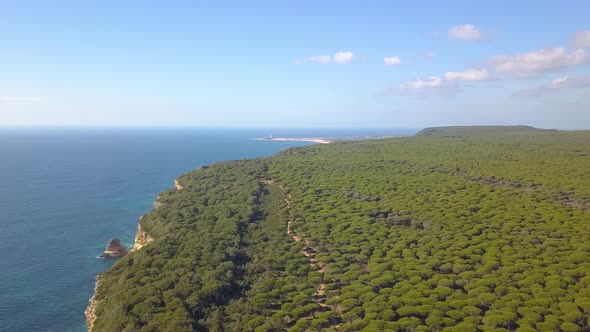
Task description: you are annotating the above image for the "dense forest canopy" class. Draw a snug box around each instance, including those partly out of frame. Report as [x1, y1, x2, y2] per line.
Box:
[91, 127, 590, 331]
[415, 126, 559, 136]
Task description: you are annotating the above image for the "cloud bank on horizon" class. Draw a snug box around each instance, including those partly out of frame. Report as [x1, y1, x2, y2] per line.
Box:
[1, 1, 590, 129]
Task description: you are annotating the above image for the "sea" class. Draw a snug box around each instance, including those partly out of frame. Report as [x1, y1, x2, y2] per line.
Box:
[0, 127, 417, 331]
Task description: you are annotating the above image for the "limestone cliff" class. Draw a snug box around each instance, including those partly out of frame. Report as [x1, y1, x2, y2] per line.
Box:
[153, 195, 161, 209]
[87, 219, 153, 331]
[174, 178, 183, 190]
[85, 275, 102, 332]
[131, 219, 153, 252]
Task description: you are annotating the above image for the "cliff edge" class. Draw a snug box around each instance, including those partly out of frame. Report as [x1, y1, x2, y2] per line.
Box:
[85, 275, 102, 332]
[86, 220, 153, 331]
[131, 220, 154, 252]
[416, 125, 557, 136]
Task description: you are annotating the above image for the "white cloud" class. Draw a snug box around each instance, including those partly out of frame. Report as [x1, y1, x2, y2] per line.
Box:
[308, 55, 331, 64]
[490, 47, 588, 76]
[398, 69, 489, 91]
[299, 51, 355, 65]
[401, 77, 443, 89]
[333, 51, 354, 64]
[384, 56, 401, 66]
[551, 76, 570, 88]
[424, 52, 437, 60]
[0, 96, 45, 103]
[392, 68, 491, 97]
[389, 76, 460, 98]
[573, 31, 590, 48]
[514, 75, 590, 98]
[444, 68, 490, 81]
[551, 75, 590, 89]
[448, 24, 484, 41]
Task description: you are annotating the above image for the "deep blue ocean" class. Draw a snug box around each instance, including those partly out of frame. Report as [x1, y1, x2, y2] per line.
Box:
[0, 127, 416, 331]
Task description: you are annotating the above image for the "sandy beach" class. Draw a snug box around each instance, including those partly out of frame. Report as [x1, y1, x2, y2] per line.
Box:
[256, 137, 334, 144]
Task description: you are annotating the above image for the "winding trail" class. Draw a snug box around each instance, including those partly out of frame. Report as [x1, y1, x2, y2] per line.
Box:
[263, 179, 332, 309]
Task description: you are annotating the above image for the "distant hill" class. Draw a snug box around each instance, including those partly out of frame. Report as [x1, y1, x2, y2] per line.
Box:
[416, 125, 558, 136]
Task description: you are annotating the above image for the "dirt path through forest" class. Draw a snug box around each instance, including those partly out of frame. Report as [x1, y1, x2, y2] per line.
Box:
[263, 179, 332, 309]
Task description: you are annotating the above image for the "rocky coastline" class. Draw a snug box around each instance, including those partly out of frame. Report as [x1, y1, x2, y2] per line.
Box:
[84, 275, 102, 332]
[131, 220, 154, 252]
[153, 195, 161, 209]
[86, 179, 179, 331]
[86, 219, 153, 331]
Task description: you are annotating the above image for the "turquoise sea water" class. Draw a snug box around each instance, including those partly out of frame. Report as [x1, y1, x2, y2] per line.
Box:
[0, 127, 416, 331]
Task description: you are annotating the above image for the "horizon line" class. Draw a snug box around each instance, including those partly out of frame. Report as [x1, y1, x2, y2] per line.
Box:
[0, 124, 588, 131]
[0, 124, 423, 129]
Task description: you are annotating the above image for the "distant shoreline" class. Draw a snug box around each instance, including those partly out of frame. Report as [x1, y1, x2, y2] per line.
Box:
[256, 137, 334, 144]
[256, 135, 408, 144]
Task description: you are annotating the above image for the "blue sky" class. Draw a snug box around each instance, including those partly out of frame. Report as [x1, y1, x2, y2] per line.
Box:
[1, 0, 590, 128]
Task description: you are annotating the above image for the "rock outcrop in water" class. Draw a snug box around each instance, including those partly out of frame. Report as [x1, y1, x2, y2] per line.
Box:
[99, 239, 127, 259]
[87, 222, 153, 331]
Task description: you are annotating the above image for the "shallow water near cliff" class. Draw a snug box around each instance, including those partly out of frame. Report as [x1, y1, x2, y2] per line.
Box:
[0, 127, 415, 331]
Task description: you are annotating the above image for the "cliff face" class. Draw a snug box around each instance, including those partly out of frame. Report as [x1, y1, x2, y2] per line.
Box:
[131, 220, 153, 252]
[174, 179, 183, 190]
[86, 220, 153, 331]
[151, 178, 180, 208]
[85, 275, 102, 332]
[153, 195, 161, 209]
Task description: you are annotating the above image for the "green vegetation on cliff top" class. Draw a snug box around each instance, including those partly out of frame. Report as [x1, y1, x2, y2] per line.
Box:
[416, 125, 558, 136]
[92, 127, 590, 331]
